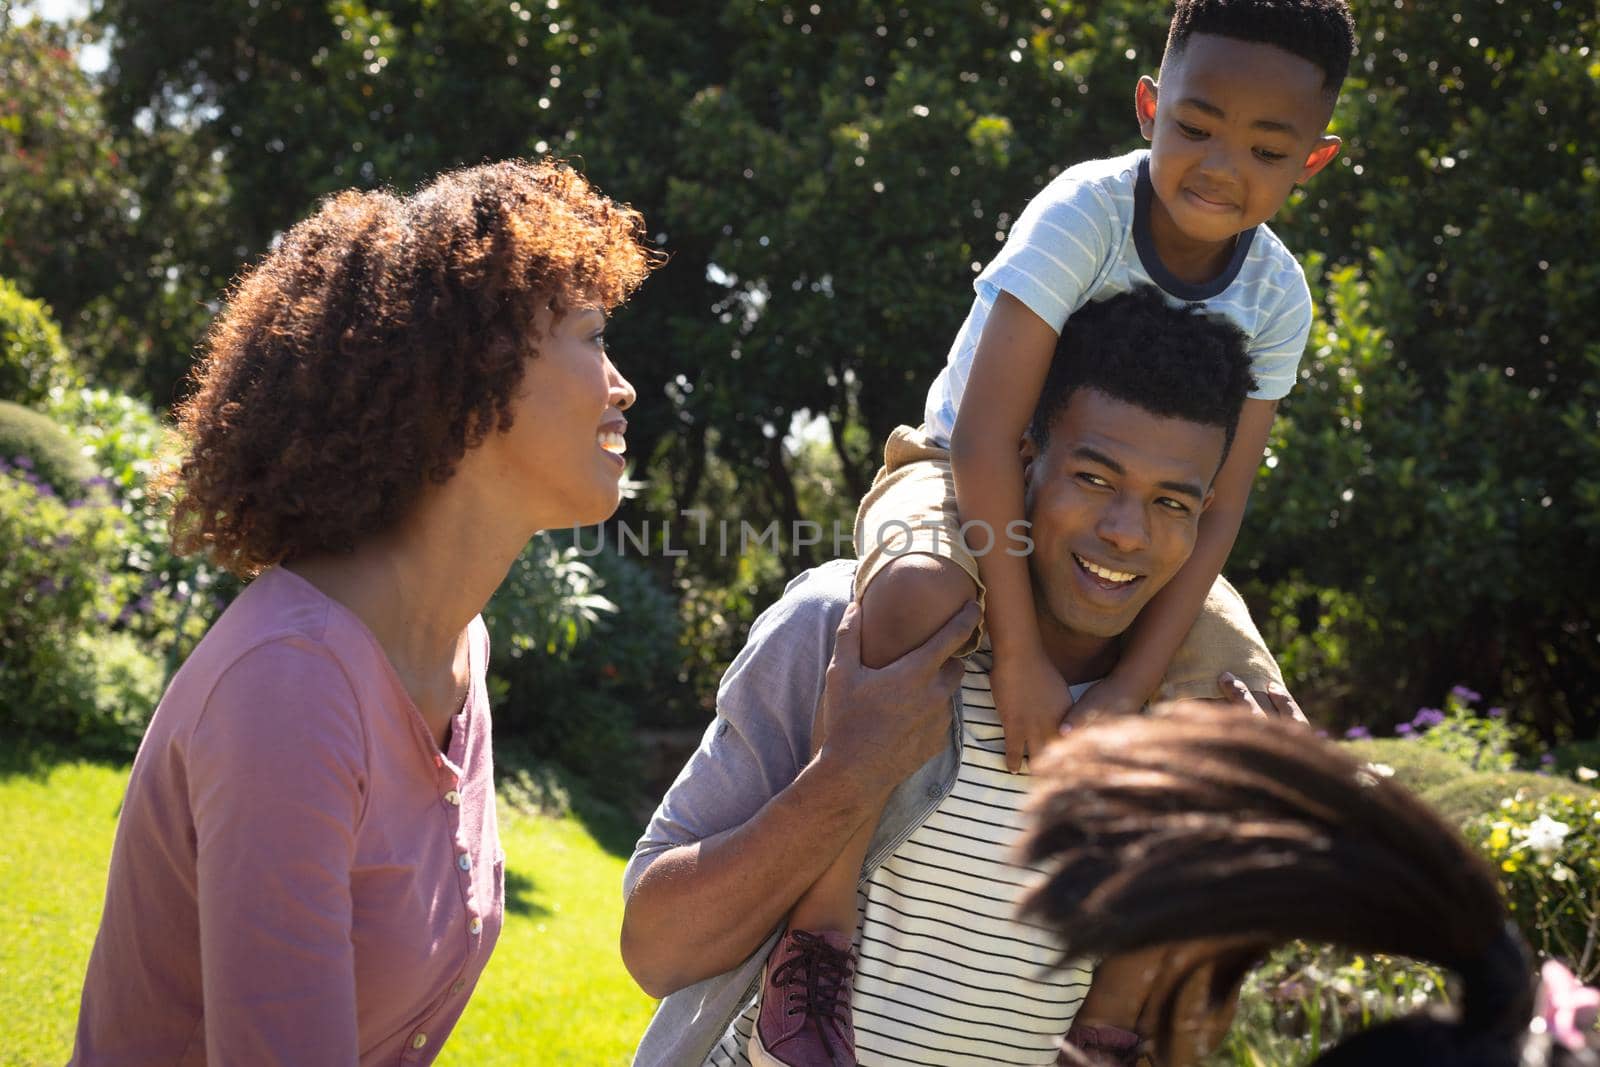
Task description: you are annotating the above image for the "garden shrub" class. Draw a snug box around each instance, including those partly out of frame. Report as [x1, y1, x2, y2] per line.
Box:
[0, 461, 160, 751]
[1340, 738, 1469, 796]
[0, 400, 95, 496]
[1421, 771, 1579, 827]
[1465, 787, 1600, 982]
[0, 276, 82, 406]
[45, 386, 227, 667]
[484, 532, 689, 783]
[1551, 741, 1600, 782]
[44, 631, 167, 756]
[1402, 686, 1539, 774]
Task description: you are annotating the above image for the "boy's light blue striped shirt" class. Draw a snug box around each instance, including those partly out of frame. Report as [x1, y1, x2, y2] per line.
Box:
[924, 148, 1313, 446]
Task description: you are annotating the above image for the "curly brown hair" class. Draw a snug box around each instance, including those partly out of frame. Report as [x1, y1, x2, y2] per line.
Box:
[168, 160, 659, 577]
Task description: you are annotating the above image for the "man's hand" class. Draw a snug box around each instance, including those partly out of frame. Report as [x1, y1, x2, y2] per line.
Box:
[1213, 672, 1308, 723]
[990, 649, 1073, 773]
[813, 599, 980, 796]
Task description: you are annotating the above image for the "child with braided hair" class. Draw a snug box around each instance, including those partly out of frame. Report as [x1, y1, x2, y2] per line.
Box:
[1019, 705, 1600, 1066]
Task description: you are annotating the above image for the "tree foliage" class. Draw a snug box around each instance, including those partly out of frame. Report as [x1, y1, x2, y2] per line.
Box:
[18, 0, 1597, 734]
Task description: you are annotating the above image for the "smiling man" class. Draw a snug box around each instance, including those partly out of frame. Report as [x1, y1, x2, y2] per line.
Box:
[621, 287, 1297, 1067]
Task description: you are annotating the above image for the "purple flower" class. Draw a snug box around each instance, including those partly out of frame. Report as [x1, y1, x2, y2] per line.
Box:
[36, 482, 55, 498]
[1396, 722, 1415, 736]
[133, 595, 154, 616]
[1412, 707, 1446, 729]
[1488, 706, 1506, 719]
[13, 455, 33, 469]
[35, 577, 60, 597]
[1541, 753, 1555, 766]
[67, 498, 87, 509]
[1344, 725, 1372, 740]
[1451, 685, 1482, 704]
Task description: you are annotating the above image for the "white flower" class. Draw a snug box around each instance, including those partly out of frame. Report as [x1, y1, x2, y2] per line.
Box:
[1366, 762, 1396, 778]
[1514, 814, 1571, 862]
[1577, 765, 1598, 782]
[1551, 863, 1572, 883]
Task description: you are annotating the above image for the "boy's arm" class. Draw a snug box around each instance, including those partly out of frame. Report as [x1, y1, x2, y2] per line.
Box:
[1075, 397, 1277, 716]
[949, 291, 1069, 771]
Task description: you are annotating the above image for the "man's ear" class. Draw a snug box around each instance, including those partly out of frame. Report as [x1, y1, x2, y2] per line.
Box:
[1019, 432, 1041, 481]
[1298, 135, 1341, 184]
[1135, 76, 1160, 141]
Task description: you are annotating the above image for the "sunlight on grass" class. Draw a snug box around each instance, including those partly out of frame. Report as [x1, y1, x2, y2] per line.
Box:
[0, 757, 125, 1066]
[0, 757, 655, 1066]
[441, 812, 656, 1064]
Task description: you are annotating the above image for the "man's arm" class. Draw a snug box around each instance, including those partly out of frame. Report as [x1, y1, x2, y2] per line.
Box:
[620, 596, 977, 998]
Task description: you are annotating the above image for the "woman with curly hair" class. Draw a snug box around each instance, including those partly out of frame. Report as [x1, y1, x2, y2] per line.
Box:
[1019, 705, 1599, 1066]
[71, 159, 658, 1065]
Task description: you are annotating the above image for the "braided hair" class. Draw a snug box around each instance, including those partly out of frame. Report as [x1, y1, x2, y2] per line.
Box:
[1019, 706, 1596, 1065]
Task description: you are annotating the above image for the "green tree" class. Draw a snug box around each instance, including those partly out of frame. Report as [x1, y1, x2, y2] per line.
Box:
[0, 10, 228, 403]
[83, 0, 1600, 734]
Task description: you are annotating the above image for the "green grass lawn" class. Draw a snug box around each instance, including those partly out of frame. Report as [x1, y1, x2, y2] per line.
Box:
[0, 752, 656, 1067]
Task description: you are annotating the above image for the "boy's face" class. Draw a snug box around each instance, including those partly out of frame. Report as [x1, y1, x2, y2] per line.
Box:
[1137, 34, 1341, 247]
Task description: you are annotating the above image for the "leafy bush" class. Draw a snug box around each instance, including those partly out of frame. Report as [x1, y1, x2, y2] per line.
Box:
[1237, 0, 1600, 734]
[484, 532, 689, 782]
[0, 400, 94, 496]
[1465, 788, 1600, 982]
[1402, 686, 1539, 774]
[0, 464, 162, 751]
[1422, 771, 1580, 827]
[46, 385, 231, 667]
[0, 276, 82, 406]
[1552, 742, 1600, 782]
[1220, 945, 1449, 1065]
[1339, 738, 1468, 796]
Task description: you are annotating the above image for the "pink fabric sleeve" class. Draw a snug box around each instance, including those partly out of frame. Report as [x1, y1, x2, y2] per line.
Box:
[188, 638, 368, 1066]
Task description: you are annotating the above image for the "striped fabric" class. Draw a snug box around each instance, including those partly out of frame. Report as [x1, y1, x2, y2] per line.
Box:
[704, 658, 1094, 1066]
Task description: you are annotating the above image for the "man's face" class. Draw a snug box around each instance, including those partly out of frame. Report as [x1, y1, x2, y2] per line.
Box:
[1022, 389, 1225, 641]
[1138, 33, 1340, 247]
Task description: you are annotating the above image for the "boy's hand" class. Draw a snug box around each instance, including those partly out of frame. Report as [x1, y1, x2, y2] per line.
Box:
[990, 651, 1073, 773]
[1063, 677, 1145, 728]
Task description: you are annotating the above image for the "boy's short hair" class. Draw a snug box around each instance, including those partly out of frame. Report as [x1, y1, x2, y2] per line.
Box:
[1165, 0, 1356, 95]
[1028, 286, 1257, 466]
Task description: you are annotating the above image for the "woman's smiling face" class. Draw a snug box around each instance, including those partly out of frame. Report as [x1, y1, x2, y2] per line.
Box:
[481, 301, 636, 531]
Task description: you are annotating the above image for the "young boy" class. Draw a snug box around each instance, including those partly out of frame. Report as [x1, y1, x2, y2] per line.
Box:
[752, 2, 1356, 1064]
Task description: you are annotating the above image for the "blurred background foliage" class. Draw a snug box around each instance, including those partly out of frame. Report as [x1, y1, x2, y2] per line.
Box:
[1, 0, 1596, 771]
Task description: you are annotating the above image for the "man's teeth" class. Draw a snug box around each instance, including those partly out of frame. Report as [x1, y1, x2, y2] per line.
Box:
[598, 431, 626, 454]
[1076, 554, 1137, 583]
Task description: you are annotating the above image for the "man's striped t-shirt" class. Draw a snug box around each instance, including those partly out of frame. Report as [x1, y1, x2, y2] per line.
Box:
[704, 657, 1094, 1066]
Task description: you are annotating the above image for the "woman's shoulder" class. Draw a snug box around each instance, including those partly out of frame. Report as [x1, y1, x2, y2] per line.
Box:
[156, 569, 384, 738]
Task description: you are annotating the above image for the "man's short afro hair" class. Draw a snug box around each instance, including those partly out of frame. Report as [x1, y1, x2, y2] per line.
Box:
[1028, 286, 1258, 467]
[1166, 0, 1357, 94]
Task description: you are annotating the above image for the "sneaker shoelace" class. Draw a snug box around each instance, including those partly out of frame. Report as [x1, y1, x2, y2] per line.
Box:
[770, 930, 853, 1026]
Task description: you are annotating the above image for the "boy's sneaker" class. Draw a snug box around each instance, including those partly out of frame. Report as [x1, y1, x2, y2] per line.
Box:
[748, 928, 857, 1067]
[1059, 1023, 1145, 1066]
